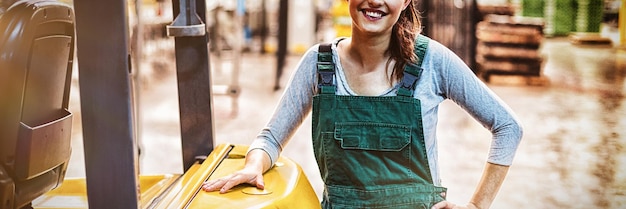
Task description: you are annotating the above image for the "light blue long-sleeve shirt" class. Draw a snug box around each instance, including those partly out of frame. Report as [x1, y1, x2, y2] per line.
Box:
[249, 38, 523, 186]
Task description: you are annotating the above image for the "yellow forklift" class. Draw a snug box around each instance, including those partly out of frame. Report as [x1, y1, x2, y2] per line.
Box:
[0, 0, 319, 208]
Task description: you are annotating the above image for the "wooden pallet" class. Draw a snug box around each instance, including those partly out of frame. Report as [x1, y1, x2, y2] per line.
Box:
[569, 33, 613, 45]
[476, 22, 543, 45]
[476, 42, 541, 59]
[475, 14, 546, 82]
[477, 5, 515, 17]
[477, 57, 543, 75]
[483, 14, 545, 33]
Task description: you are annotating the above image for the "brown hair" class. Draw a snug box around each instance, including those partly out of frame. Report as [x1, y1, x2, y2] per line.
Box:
[387, 0, 421, 82]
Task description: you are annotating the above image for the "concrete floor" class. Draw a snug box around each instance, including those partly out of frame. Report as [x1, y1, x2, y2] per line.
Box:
[64, 34, 626, 208]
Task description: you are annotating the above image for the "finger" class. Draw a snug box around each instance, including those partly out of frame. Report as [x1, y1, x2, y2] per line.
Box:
[202, 176, 230, 192]
[219, 175, 249, 194]
[431, 201, 454, 209]
[202, 181, 221, 192]
[202, 182, 219, 192]
[255, 174, 265, 190]
[220, 174, 256, 194]
[202, 179, 217, 188]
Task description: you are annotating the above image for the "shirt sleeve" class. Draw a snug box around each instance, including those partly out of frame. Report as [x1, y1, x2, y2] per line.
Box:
[247, 45, 319, 166]
[432, 41, 523, 166]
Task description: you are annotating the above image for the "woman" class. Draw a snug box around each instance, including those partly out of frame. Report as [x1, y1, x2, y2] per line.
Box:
[202, 0, 523, 208]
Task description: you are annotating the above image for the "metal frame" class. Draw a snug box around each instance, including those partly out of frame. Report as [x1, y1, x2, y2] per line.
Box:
[169, 0, 215, 171]
[73, 0, 139, 208]
[274, 0, 288, 90]
[72, 0, 279, 207]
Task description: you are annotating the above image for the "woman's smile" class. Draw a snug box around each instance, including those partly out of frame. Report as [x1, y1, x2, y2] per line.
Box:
[360, 8, 387, 20]
[349, 0, 407, 35]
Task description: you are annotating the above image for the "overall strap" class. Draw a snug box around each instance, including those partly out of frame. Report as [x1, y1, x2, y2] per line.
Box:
[397, 34, 430, 97]
[317, 43, 336, 94]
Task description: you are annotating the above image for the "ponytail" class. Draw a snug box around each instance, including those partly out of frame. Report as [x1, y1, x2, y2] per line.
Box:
[387, 1, 422, 82]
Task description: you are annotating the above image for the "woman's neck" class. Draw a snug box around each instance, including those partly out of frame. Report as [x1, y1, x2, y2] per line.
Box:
[343, 33, 391, 68]
[337, 32, 397, 96]
[342, 35, 389, 71]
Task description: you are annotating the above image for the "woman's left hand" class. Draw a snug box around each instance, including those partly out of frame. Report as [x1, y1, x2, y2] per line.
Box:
[431, 201, 479, 209]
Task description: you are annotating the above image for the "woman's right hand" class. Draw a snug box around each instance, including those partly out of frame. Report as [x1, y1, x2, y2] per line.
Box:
[201, 167, 265, 194]
[201, 149, 271, 194]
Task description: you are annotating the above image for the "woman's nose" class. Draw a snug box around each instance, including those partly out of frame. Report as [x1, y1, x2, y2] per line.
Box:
[366, 0, 384, 7]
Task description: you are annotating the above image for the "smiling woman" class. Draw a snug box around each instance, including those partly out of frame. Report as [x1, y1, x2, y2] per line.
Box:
[202, 1, 523, 208]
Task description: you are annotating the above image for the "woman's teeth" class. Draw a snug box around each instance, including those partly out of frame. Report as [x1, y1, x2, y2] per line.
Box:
[365, 11, 383, 18]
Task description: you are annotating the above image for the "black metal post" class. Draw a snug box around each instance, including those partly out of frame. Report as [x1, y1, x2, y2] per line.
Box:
[170, 0, 215, 171]
[260, 0, 267, 54]
[275, 0, 288, 90]
[212, 6, 221, 57]
[73, 0, 139, 208]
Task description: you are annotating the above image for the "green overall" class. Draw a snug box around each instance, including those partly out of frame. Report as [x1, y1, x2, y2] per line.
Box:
[312, 35, 447, 209]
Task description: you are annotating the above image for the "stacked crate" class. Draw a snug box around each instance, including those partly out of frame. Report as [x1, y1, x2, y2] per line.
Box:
[475, 14, 546, 82]
[521, 0, 604, 36]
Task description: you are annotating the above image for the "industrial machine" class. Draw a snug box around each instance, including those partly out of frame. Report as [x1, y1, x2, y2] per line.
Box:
[0, 0, 319, 208]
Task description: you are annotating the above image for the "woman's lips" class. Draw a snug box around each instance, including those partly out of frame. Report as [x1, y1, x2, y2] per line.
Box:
[360, 9, 387, 20]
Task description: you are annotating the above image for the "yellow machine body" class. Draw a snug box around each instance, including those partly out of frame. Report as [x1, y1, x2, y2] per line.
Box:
[32, 144, 320, 209]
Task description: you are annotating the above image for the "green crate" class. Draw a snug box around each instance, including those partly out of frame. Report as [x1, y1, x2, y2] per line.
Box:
[522, 0, 545, 17]
[552, 0, 577, 36]
[522, 0, 604, 36]
[575, 0, 604, 32]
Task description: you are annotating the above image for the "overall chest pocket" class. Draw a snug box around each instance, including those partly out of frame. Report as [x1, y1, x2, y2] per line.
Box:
[334, 122, 411, 151]
[322, 122, 414, 187]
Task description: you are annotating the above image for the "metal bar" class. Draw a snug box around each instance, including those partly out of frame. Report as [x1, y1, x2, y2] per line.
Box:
[170, 0, 215, 171]
[132, 0, 144, 163]
[260, 0, 267, 54]
[230, 0, 245, 116]
[73, 0, 139, 208]
[212, 6, 221, 57]
[275, 0, 288, 90]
